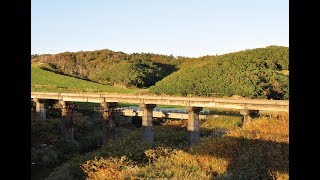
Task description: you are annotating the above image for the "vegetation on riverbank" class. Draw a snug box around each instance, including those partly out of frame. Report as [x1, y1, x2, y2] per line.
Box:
[31, 106, 288, 179]
[78, 114, 288, 179]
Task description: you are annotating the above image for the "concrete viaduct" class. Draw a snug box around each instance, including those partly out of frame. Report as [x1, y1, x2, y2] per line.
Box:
[31, 92, 289, 145]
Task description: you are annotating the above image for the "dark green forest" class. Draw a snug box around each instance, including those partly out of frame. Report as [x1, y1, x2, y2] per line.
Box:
[150, 46, 288, 99]
[32, 46, 288, 99]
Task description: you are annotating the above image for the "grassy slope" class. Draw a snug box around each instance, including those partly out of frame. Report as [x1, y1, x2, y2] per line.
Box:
[31, 66, 136, 94]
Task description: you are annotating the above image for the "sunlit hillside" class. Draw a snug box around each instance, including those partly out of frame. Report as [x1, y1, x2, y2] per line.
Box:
[31, 66, 136, 94]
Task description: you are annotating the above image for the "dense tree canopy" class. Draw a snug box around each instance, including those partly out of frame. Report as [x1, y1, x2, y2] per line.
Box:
[32, 46, 288, 99]
[150, 46, 288, 99]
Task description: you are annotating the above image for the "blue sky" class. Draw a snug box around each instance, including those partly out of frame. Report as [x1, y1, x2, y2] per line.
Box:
[32, 0, 288, 57]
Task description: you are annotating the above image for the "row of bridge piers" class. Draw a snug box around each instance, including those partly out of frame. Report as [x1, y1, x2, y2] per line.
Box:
[32, 99, 258, 145]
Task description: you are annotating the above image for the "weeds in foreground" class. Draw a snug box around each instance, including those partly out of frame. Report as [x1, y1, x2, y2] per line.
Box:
[43, 113, 288, 179]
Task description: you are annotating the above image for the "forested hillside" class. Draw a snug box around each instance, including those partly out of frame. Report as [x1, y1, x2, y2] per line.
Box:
[32, 50, 178, 88]
[32, 46, 288, 99]
[150, 46, 289, 99]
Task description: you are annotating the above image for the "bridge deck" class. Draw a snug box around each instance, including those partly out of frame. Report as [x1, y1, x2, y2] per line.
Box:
[31, 92, 289, 112]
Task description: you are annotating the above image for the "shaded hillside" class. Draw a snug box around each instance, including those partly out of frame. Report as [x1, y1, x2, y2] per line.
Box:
[31, 66, 135, 93]
[150, 46, 289, 99]
[31, 50, 177, 88]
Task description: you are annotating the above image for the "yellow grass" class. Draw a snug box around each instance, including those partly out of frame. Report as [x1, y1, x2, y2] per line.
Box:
[80, 114, 289, 179]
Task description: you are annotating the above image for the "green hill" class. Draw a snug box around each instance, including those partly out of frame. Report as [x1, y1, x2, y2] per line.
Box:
[31, 66, 135, 93]
[31, 50, 178, 88]
[150, 46, 289, 100]
[32, 46, 289, 99]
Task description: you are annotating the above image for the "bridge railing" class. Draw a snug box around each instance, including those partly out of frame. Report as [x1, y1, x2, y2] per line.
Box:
[31, 92, 289, 112]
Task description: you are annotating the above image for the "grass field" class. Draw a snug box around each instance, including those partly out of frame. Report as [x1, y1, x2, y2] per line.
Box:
[31, 66, 136, 94]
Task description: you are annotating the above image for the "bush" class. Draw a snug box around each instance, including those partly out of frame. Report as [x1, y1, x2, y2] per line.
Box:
[81, 156, 138, 179]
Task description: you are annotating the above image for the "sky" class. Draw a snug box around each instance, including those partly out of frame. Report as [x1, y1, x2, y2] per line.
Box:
[31, 0, 288, 57]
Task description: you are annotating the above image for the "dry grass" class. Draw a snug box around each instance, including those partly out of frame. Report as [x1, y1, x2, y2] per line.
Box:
[79, 114, 288, 179]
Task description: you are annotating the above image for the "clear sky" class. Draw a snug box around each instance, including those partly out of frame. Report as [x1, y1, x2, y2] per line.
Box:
[32, 0, 288, 57]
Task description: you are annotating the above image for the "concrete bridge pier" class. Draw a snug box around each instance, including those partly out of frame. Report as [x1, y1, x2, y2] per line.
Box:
[126, 116, 133, 124]
[34, 98, 46, 120]
[100, 102, 118, 145]
[60, 101, 75, 142]
[140, 104, 156, 143]
[240, 109, 259, 125]
[187, 107, 203, 146]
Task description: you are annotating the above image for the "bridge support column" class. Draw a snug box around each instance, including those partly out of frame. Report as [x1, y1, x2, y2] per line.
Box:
[187, 107, 203, 146]
[101, 102, 118, 145]
[34, 98, 46, 120]
[140, 104, 156, 143]
[240, 109, 259, 125]
[60, 101, 75, 142]
[126, 116, 133, 124]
